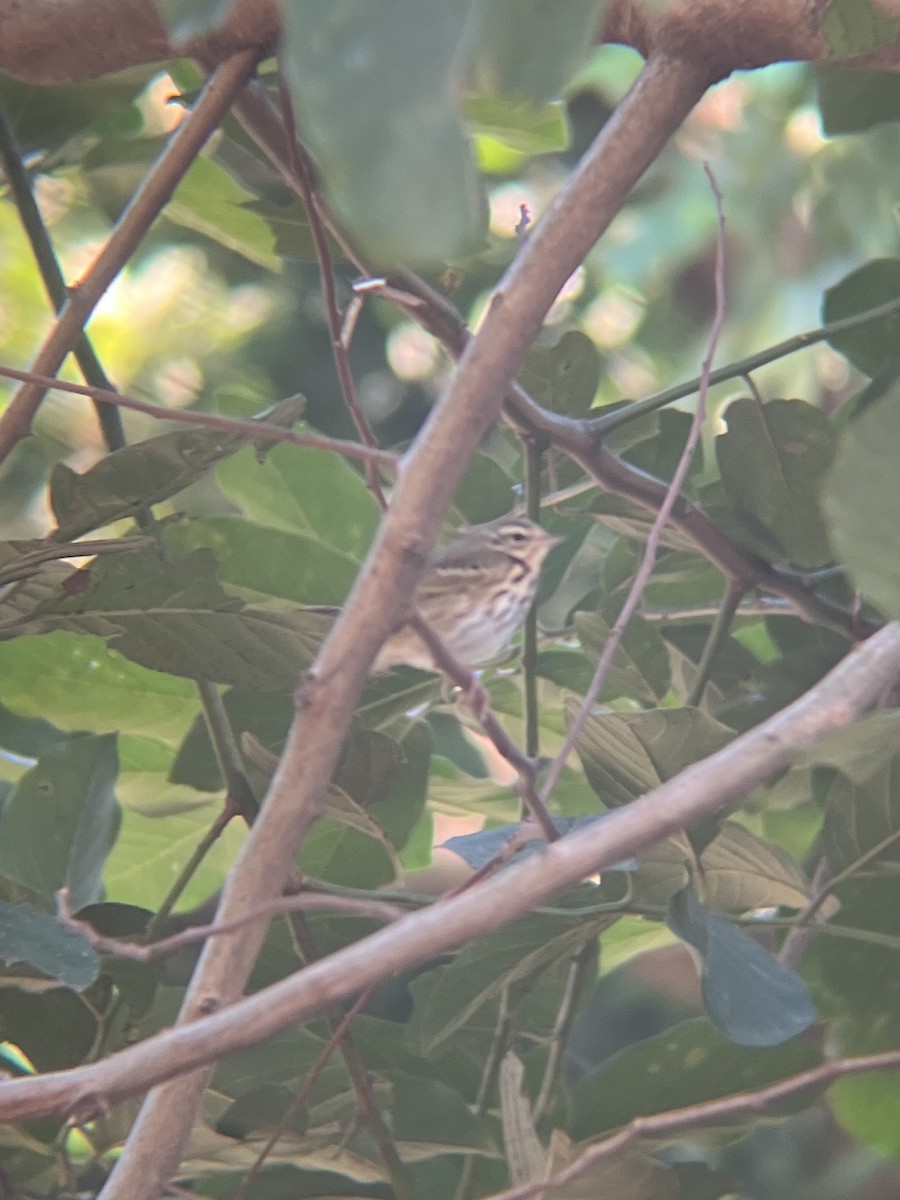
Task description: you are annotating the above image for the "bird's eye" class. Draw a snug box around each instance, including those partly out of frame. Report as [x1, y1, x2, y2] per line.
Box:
[508, 530, 528, 544]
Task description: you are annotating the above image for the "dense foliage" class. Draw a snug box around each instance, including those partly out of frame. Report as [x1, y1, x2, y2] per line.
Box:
[3, 3, 900, 1198]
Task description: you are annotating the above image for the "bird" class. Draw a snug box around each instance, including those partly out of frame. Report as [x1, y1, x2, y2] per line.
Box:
[374, 514, 560, 672]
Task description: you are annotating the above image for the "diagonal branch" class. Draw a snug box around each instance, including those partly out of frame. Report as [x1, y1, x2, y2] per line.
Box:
[4, 619, 900, 1126]
[0, 365, 398, 469]
[0, 48, 261, 463]
[98, 52, 712, 1200]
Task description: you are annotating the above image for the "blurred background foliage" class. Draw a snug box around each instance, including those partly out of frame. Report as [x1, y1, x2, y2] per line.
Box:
[3, 16, 900, 1199]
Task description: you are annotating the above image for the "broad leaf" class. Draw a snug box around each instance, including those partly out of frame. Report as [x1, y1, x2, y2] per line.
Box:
[517, 330, 601, 416]
[570, 1017, 822, 1140]
[0, 735, 120, 911]
[0, 901, 99, 991]
[716, 398, 836, 568]
[667, 885, 816, 1046]
[823, 755, 900, 876]
[824, 260, 900, 376]
[50, 397, 305, 540]
[823, 382, 900, 617]
[281, 0, 485, 266]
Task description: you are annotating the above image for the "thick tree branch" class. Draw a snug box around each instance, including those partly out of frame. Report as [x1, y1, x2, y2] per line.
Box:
[2, 0, 900, 85]
[4, 620, 900, 1125]
[97, 52, 710, 1200]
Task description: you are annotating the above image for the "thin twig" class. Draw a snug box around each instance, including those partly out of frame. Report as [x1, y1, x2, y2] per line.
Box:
[408, 613, 559, 842]
[0, 102, 126, 453]
[685, 577, 746, 707]
[284, 913, 415, 1200]
[482, 1049, 900, 1200]
[0, 364, 399, 470]
[522, 437, 545, 763]
[56, 888, 403, 962]
[0, 49, 262, 463]
[537, 163, 729, 809]
[277, 77, 387, 508]
[454, 992, 514, 1200]
[232, 986, 375, 1200]
[144, 809, 234, 943]
[531, 940, 594, 1125]
[587, 293, 900, 437]
[4, 623, 900, 1126]
[196, 680, 259, 826]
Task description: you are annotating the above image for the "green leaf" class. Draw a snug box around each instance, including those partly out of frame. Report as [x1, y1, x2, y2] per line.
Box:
[0, 735, 120, 911]
[791, 711, 900, 785]
[391, 1073, 494, 1152]
[517, 331, 601, 416]
[816, 68, 900, 135]
[700, 821, 811, 913]
[574, 609, 670, 703]
[464, 95, 570, 154]
[573, 706, 733, 808]
[105, 792, 246, 912]
[281, 0, 486, 266]
[569, 1017, 822, 1141]
[448, 453, 516, 525]
[166, 155, 279, 270]
[299, 819, 397, 890]
[822, 752, 900, 875]
[171, 690, 294, 791]
[11, 547, 331, 691]
[828, 1008, 900, 1161]
[461, 0, 607, 107]
[217, 1084, 307, 1138]
[715, 398, 837, 568]
[818, 878, 900, 1011]
[50, 398, 305, 541]
[408, 905, 615, 1053]
[821, 0, 900, 59]
[165, 517, 361, 605]
[666, 885, 816, 1046]
[0, 902, 99, 991]
[217, 444, 379, 554]
[0, 632, 200, 748]
[823, 382, 900, 617]
[823, 260, 900, 376]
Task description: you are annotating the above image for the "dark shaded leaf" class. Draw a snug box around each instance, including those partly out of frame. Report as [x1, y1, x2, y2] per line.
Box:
[574, 609, 670, 703]
[0, 902, 98, 991]
[0, 987, 98, 1072]
[217, 1084, 307, 1138]
[817, 68, 900, 135]
[824, 260, 900, 376]
[0, 734, 120, 910]
[50, 397, 305, 541]
[408, 903, 616, 1053]
[517, 331, 600, 416]
[667, 885, 816, 1046]
[573, 706, 732, 808]
[569, 1017, 822, 1140]
[10, 547, 332, 691]
[822, 751, 900, 875]
[716, 398, 836, 568]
